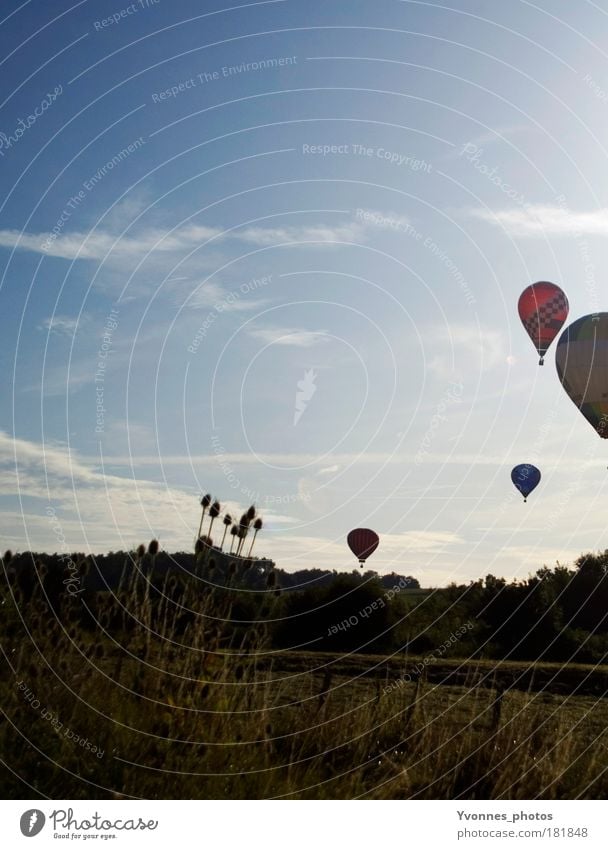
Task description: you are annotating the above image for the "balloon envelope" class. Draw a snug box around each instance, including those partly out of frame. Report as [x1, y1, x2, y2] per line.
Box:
[511, 464, 541, 501]
[347, 528, 379, 565]
[518, 282, 569, 364]
[555, 312, 608, 439]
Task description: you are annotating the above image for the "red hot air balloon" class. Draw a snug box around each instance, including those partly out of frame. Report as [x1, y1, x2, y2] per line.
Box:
[518, 281, 569, 366]
[347, 528, 380, 567]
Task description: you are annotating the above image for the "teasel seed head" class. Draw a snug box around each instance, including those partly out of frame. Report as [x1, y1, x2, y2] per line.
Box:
[196, 535, 213, 555]
[77, 557, 90, 577]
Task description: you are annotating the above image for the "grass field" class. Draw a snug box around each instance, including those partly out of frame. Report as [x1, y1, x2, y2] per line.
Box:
[269, 650, 608, 698]
[2, 559, 608, 799]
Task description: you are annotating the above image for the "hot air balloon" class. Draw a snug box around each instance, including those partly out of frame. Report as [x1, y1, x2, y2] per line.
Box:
[518, 282, 569, 365]
[347, 528, 379, 567]
[511, 464, 541, 502]
[555, 312, 608, 440]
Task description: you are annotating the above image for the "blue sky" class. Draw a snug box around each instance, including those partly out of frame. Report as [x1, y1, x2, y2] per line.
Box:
[2, 0, 608, 584]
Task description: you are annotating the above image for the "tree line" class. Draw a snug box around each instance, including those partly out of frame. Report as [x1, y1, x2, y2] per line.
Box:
[3, 547, 608, 663]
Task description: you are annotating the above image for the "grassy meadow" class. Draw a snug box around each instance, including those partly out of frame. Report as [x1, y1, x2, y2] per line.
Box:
[2, 546, 608, 800]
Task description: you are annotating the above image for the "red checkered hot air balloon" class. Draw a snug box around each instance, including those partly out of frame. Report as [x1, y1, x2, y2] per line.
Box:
[347, 528, 380, 567]
[518, 281, 569, 366]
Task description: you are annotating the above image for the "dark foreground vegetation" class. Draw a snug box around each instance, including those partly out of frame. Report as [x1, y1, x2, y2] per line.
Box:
[5, 547, 608, 661]
[1, 546, 607, 798]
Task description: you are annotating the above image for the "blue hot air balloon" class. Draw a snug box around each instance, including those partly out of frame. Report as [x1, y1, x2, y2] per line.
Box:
[511, 464, 541, 503]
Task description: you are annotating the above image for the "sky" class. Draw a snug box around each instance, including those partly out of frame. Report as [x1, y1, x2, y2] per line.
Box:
[2, 0, 608, 585]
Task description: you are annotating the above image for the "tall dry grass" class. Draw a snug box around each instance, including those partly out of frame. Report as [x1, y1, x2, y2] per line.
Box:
[1, 550, 606, 799]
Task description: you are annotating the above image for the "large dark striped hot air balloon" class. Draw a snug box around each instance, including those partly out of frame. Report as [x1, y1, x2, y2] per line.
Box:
[518, 281, 569, 365]
[555, 313, 608, 440]
[347, 528, 379, 567]
[511, 464, 541, 503]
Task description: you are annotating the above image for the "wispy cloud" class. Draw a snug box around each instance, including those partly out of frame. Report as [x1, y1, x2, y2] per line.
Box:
[354, 208, 414, 234]
[0, 220, 367, 263]
[38, 314, 88, 337]
[248, 326, 329, 348]
[448, 125, 531, 159]
[169, 278, 269, 312]
[78, 450, 513, 468]
[0, 431, 294, 553]
[0, 224, 221, 261]
[426, 323, 505, 379]
[468, 204, 608, 236]
[237, 224, 363, 245]
[380, 530, 466, 554]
